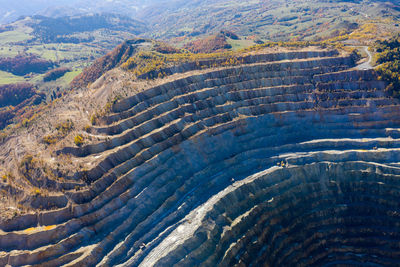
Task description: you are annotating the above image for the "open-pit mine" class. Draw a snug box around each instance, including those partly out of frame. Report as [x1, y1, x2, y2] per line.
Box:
[1, 46, 400, 266]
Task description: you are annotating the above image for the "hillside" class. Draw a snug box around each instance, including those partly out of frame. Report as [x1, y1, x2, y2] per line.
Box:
[0, 13, 146, 87]
[0, 14, 146, 129]
[70, 40, 138, 88]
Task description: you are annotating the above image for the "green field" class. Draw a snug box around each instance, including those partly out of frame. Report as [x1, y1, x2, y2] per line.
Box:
[0, 71, 26, 85]
[59, 70, 82, 85]
[227, 39, 256, 51]
[0, 46, 21, 57]
[0, 31, 32, 44]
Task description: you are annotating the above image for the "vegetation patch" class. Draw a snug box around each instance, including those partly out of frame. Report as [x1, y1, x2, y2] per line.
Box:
[74, 134, 84, 147]
[0, 54, 53, 76]
[184, 33, 232, 53]
[121, 39, 346, 80]
[220, 30, 239, 40]
[122, 51, 167, 78]
[374, 35, 400, 95]
[0, 83, 37, 107]
[122, 49, 249, 79]
[17, 154, 60, 195]
[0, 89, 45, 129]
[43, 67, 71, 82]
[153, 42, 183, 54]
[42, 119, 74, 145]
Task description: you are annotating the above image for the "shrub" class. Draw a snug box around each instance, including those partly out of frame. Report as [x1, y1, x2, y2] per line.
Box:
[74, 134, 84, 146]
[0, 131, 7, 143]
[33, 188, 41, 196]
[90, 114, 98, 125]
[43, 135, 58, 145]
[56, 120, 74, 135]
[22, 118, 29, 128]
[19, 154, 34, 174]
[121, 49, 244, 80]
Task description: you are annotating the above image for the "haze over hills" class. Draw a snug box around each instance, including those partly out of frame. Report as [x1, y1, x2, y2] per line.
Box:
[4, 0, 400, 31]
[0, 0, 155, 24]
[3, 0, 400, 42]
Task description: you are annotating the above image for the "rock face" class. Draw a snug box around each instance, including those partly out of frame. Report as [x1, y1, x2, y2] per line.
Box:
[2, 49, 400, 266]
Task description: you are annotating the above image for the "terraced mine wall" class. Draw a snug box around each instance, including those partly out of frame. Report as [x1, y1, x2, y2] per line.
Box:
[136, 50, 340, 79]
[1, 50, 400, 266]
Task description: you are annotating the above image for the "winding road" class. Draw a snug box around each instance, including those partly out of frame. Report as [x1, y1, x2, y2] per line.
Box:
[356, 46, 373, 70]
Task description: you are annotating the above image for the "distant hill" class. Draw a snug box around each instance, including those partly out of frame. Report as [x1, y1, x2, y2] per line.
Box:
[0, 0, 146, 24]
[0, 13, 146, 91]
[0, 0, 79, 24]
[31, 13, 146, 43]
[2, 0, 400, 43]
[137, 0, 400, 42]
